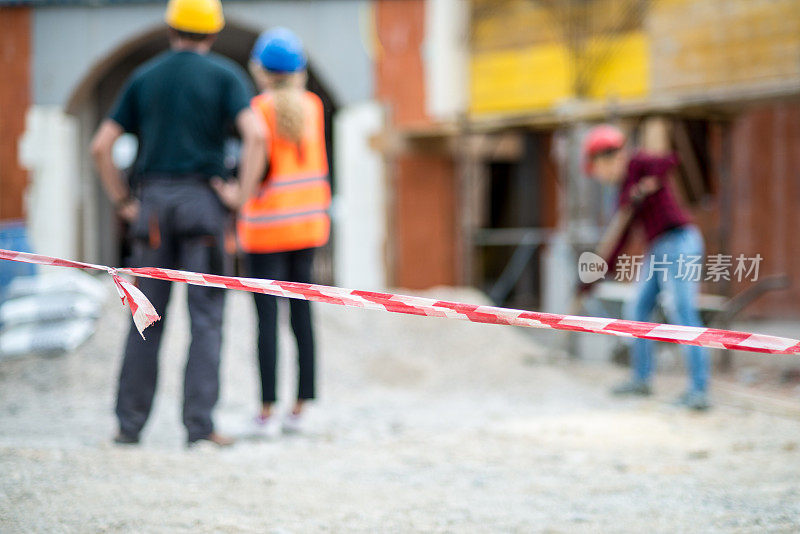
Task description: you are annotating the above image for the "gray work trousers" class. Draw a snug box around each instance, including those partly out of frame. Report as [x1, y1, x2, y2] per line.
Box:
[115, 180, 227, 442]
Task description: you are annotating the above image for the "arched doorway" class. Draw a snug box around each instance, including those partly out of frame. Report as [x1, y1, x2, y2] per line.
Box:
[65, 21, 338, 280]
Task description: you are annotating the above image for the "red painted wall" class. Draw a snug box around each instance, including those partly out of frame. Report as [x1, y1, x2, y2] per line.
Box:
[0, 7, 31, 221]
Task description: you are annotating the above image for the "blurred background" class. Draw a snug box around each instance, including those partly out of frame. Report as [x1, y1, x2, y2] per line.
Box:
[1, 0, 799, 360]
[2, 2, 800, 530]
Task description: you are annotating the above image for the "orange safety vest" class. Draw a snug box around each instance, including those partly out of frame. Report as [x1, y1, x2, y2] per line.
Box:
[238, 91, 331, 254]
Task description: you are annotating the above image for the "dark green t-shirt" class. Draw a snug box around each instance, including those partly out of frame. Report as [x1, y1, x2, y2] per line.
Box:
[109, 49, 252, 178]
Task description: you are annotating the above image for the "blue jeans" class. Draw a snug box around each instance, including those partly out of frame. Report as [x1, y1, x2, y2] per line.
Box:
[624, 225, 709, 393]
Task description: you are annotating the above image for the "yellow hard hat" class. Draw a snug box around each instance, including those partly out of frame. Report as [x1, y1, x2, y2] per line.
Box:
[165, 0, 225, 34]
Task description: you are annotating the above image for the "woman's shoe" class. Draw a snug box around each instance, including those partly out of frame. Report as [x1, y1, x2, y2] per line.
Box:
[282, 413, 305, 434]
[252, 414, 281, 439]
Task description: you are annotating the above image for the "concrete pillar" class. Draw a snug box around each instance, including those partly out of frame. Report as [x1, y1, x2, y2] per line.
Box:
[333, 102, 388, 290]
[18, 106, 81, 260]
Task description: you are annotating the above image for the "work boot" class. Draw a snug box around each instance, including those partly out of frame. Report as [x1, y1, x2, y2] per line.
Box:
[611, 380, 652, 397]
[113, 432, 140, 445]
[674, 391, 710, 411]
[187, 432, 235, 449]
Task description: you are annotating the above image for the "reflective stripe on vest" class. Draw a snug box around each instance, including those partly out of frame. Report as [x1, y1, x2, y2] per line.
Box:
[240, 207, 329, 224]
[238, 91, 331, 254]
[267, 174, 329, 190]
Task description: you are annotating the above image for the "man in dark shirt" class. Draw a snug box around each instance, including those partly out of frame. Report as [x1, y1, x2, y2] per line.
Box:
[90, 0, 266, 446]
[582, 123, 710, 411]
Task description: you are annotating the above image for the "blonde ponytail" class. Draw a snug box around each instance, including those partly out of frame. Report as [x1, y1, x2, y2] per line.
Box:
[264, 71, 307, 144]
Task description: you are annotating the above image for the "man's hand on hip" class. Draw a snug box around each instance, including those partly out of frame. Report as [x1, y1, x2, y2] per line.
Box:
[117, 198, 141, 223]
[211, 178, 243, 210]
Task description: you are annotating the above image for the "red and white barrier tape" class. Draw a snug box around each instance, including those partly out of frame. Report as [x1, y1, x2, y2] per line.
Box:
[0, 248, 797, 354]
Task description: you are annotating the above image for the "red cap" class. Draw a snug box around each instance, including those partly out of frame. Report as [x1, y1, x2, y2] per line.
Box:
[583, 125, 625, 176]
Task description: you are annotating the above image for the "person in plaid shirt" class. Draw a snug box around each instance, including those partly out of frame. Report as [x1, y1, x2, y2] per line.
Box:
[582, 123, 710, 411]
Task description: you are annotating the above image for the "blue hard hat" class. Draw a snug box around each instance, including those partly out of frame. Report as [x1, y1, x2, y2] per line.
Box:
[252, 27, 307, 73]
[250, 31, 271, 61]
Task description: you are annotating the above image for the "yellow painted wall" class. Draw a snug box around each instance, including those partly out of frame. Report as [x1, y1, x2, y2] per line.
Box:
[470, 31, 649, 115]
[469, 0, 800, 117]
[585, 33, 649, 101]
[649, 0, 800, 94]
[471, 43, 571, 115]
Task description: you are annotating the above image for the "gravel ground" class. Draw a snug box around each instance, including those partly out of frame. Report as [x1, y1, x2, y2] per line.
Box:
[1, 281, 800, 532]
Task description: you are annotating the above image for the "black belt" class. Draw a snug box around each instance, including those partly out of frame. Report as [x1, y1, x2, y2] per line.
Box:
[139, 172, 212, 183]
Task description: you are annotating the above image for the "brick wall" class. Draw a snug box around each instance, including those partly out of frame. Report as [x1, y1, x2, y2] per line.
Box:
[728, 103, 800, 317]
[0, 7, 31, 221]
[375, 0, 459, 288]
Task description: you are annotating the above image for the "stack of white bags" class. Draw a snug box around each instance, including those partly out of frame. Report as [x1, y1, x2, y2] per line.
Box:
[0, 270, 108, 360]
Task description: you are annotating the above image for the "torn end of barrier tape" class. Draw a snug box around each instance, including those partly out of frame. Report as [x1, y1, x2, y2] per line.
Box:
[111, 274, 161, 338]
